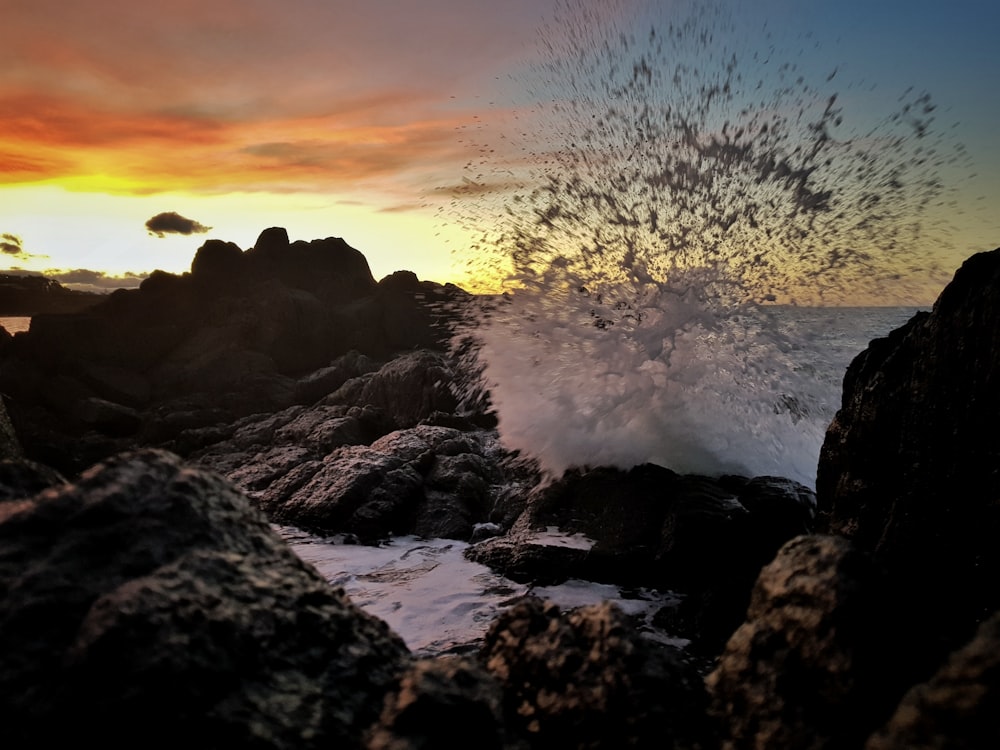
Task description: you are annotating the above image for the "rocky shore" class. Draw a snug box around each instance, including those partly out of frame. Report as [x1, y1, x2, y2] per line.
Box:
[1, 228, 997, 748]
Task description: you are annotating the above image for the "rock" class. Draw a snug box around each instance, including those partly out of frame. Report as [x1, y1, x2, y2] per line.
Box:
[467, 465, 815, 649]
[0, 458, 65, 502]
[706, 535, 905, 750]
[366, 657, 515, 750]
[481, 596, 713, 749]
[0, 273, 102, 315]
[251, 425, 504, 543]
[72, 396, 142, 436]
[0, 449, 410, 748]
[0, 230, 457, 475]
[325, 350, 459, 429]
[865, 609, 1000, 750]
[817, 247, 1000, 673]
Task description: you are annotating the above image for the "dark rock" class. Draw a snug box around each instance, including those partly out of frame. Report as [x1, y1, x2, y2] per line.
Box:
[817, 247, 1000, 674]
[467, 464, 814, 649]
[293, 350, 380, 404]
[0, 273, 102, 315]
[72, 396, 142, 436]
[325, 350, 459, 429]
[0, 458, 65, 502]
[0, 449, 410, 748]
[251, 425, 504, 543]
[367, 657, 515, 750]
[706, 535, 904, 750]
[481, 596, 713, 749]
[865, 609, 1000, 750]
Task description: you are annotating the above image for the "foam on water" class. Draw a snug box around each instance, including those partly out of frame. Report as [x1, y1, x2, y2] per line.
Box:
[446, 0, 963, 487]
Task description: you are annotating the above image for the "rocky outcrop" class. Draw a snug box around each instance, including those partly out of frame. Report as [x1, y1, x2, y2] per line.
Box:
[0, 273, 102, 315]
[817, 246, 1000, 678]
[706, 535, 904, 749]
[0, 228, 463, 476]
[0, 449, 410, 749]
[479, 597, 713, 749]
[466, 466, 815, 650]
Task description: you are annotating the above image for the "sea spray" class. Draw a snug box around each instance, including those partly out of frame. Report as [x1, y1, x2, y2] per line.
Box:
[445, 0, 965, 487]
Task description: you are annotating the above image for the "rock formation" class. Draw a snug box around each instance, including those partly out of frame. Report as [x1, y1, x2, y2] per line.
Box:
[817, 247, 1000, 680]
[1, 233, 999, 748]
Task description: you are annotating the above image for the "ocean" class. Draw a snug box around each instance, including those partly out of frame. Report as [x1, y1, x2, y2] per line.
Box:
[0, 316, 31, 335]
[285, 303, 924, 656]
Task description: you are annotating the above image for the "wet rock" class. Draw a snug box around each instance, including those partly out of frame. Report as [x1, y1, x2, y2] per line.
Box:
[0, 449, 410, 749]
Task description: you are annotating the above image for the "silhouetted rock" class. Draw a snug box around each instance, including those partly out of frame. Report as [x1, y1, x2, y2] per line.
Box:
[0, 449, 410, 749]
[817, 246, 1000, 677]
[0, 274, 102, 315]
[0, 229, 459, 475]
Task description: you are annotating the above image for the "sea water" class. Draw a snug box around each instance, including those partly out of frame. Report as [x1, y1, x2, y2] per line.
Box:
[286, 304, 923, 656]
[445, 0, 961, 489]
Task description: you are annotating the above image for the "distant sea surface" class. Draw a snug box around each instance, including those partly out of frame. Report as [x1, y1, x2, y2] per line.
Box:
[0, 316, 31, 334]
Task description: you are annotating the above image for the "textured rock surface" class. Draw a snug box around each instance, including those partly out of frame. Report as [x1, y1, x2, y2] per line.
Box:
[817, 247, 1000, 673]
[0, 449, 410, 748]
[480, 596, 713, 749]
[706, 535, 902, 750]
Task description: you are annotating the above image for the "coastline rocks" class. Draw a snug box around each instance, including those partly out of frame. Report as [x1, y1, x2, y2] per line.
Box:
[0, 228, 460, 477]
[817, 246, 1000, 675]
[479, 597, 713, 749]
[466, 465, 815, 649]
[0, 449, 410, 748]
[706, 535, 901, 749]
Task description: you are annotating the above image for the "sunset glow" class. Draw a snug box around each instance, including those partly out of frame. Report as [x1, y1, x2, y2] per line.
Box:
[2, 0, 997, 302]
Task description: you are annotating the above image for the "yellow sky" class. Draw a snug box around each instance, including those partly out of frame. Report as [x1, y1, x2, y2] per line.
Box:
[1, 0, 997, 302]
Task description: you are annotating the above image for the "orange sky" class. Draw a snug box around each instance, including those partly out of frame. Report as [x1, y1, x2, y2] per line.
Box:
[2, 0, 997, 302]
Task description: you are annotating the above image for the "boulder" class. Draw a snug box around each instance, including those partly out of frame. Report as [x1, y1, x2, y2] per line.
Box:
[366, 657, 514, 750]
[706, 535, 905, 750]
[817, 247, 1000, 673]
[0, 449, 410, 748]
[480, 596, 712, 749]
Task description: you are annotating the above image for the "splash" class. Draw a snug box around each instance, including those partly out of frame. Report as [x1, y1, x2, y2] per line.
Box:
[445, 0, 966, 487]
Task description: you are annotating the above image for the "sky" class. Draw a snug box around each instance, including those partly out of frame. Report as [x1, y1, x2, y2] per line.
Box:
[1, 0, 998, 301]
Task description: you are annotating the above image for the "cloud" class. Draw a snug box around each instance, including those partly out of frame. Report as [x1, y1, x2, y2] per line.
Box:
[145, 211, 212, 237]
[1, 233, 24, 255]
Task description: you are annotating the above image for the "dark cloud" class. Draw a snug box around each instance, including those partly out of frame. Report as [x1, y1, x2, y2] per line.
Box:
[1, 233, 24, 255]
[145, 211, 212, 238]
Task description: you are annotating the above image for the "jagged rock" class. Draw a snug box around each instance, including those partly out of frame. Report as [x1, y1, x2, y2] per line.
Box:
[467, 465, 815, 649]
[324, 349, 459, 429]
[0, 449, 410, 749]
[0, 230, 455, 475]
[865, 610, 1000, 750]
[481, 597, 713, 749]
[706, 535, 904, 750]
[817, 247, 1000, 674]
[250, 425, 504, 543]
